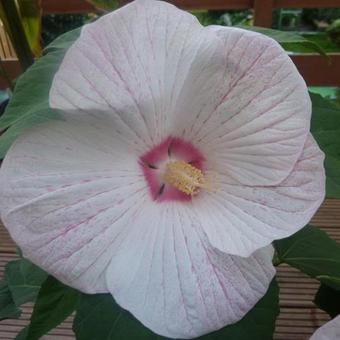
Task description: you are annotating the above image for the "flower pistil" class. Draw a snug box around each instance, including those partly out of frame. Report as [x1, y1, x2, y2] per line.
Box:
[163, 160, 207, 196]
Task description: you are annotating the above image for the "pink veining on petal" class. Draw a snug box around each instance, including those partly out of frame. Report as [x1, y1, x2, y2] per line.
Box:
[140, 136, 205, 202]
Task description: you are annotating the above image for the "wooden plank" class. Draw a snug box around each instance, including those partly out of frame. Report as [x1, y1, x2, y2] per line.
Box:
[275, 0, 340, 8]
[0, 59, 21, 91]
[0, 197, 339, 338]
[0, 24, 16, 60]
[119, 0, 340, 10]
[291, 53, 340, 87]
[118, 0, 253, 9]
[0, 26, 8, 59]
[254, 0, 274, 27]
[41, 0, 96, 14]
[168, 0, 252, 8]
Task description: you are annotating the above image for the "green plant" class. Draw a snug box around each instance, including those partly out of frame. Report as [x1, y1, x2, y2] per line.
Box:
[0, 0, 41, 70]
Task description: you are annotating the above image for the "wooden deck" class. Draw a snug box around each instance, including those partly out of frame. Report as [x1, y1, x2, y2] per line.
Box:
[1, 199, 339, 339]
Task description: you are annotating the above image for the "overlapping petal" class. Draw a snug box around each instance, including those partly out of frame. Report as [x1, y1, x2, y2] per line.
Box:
[184, 26, 312, 186]
[50, 1, 311, 187]
[106, 202, 275, 339]
[49, 0, 226, 150]
[192, 134, 325, 257]
[0, 116, 275, 338]
[0, 115, 148, 293]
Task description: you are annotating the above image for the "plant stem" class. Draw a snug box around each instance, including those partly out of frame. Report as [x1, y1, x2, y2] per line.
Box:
[0, 0, 34, 71]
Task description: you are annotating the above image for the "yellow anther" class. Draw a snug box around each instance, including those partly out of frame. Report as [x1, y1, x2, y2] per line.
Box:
[163, 160, 207, 196]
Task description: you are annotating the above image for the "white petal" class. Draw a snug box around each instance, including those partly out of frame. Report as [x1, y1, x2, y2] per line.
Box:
[194, 134, 325, 257]
[311, 316, 340, 340]
[106, 202, 275, 339]
[50, 0, 225, 149]
[51, 4, 310, 187]
[179, 26, 311, 186]
[0, 116, 148, 293]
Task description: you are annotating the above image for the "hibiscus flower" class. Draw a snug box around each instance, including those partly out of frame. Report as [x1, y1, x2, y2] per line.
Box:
[0, 0, 325, 338]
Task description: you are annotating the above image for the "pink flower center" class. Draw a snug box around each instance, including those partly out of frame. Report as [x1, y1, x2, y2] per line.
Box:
[140, 137, 206, 202]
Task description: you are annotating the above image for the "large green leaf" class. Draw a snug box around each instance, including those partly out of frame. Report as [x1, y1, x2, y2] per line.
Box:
[15, 327, 29, 340]
[18, 276, 79, 340]
[241, 26, 326, 55]
[0, 280, 21, 320]
[274, 225, 340, 290]
[314, 284, 340, 318]
[310, 92, 340, 198]
[73, 294, 158, 340]
[0, 28, 81, 158]
[0, 51, 63, 132]
[73, 279, 278, 340]
[43, 27, 81, 54]
[5, 259, 47, 306]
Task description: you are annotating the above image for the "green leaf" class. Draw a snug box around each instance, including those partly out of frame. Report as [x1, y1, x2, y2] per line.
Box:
[274, 225, 340, 290]
[73, 294, 157, 340]
[5, 259, 47, 306]
[15, 327, 29, 340]
[241, 26, 326, 56]
[0, 51, 63, 132]
[0, 28, 81, 158]
[20, 276, 79, 340]
[0, 1, 34, 70]
[0, 280, 21, 320]
[43, 27, 81, 54]
[17, 0, 42, 57]
[73, 280, 278, 340]
[310, 92, 340, 198]
[314, 284, 340, 318]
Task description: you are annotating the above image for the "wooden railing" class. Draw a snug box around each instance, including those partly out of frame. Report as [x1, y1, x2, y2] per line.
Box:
[41, 0, 340, 27]
[1, 0, 340, 89]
